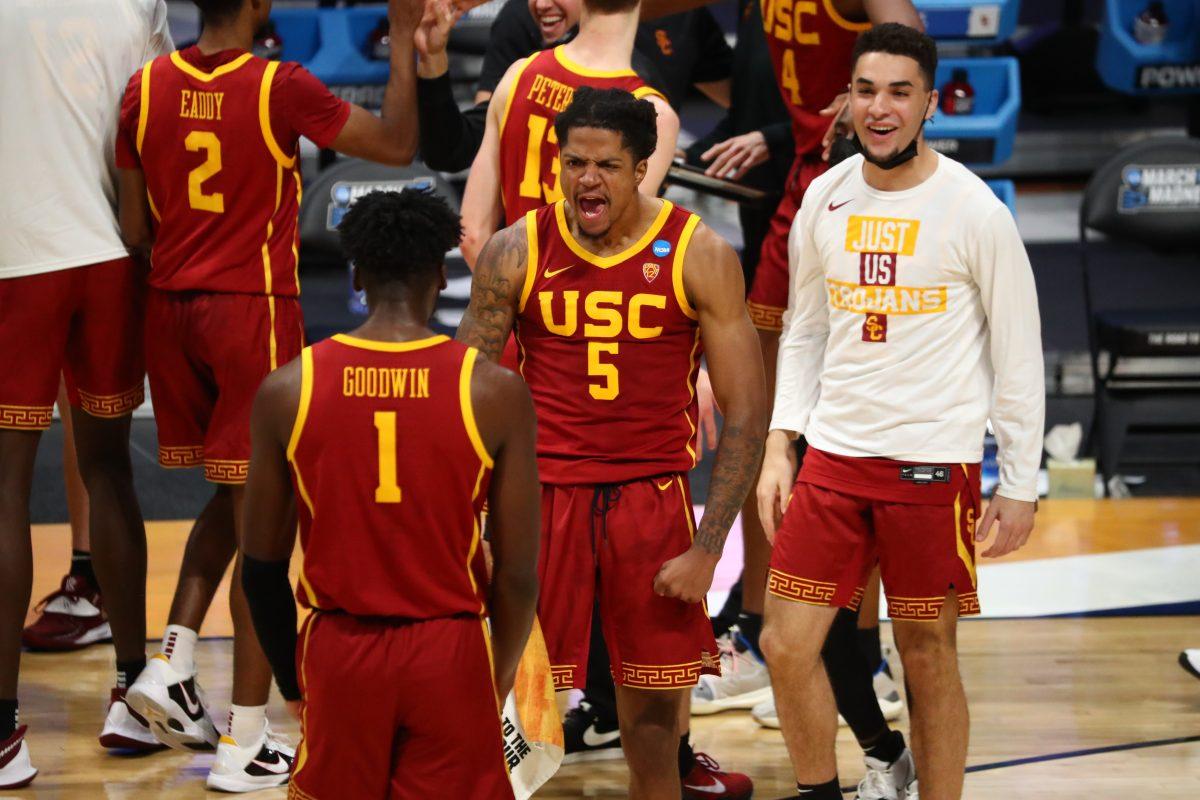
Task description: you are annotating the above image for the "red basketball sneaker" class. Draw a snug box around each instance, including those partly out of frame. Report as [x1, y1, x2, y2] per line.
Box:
[21, 574, 111, 651]
[682, 752, 753, 800]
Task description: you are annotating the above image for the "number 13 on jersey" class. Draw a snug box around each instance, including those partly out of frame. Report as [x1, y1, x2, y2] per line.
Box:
[519, 113, 564, 203]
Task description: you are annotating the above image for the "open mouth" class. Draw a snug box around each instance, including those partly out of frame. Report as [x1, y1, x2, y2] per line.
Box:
[537, 13, 564, 37]
[866, 124, 898, 143]
[578, 196, 607, 221]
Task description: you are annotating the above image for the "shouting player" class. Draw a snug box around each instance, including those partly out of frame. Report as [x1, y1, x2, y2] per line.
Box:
[459, 87, 767, 799]
[758, 25, 1044, 800]
[458, 0, 679, 267]
[116, 0, 423, 790]
[241, 189, 539, 800]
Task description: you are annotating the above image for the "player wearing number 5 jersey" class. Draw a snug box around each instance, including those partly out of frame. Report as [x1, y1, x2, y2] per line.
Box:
[459, 88, 767, 798]
[115, 0, 424, 791]
[459, 0, 679, 268]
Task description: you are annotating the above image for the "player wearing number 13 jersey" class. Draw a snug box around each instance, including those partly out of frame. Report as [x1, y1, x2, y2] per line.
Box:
[460, 88, 767, 797]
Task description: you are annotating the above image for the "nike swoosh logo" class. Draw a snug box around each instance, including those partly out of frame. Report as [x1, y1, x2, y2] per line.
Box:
[544, 264, 575, 279]
[252, 752, 291, 775]
[172, 679, 204, 720]
[827, 199, 852, 211]
[581, 724, 621, 747]
[684, 778, 727, 794]
[655, 480, 673, 491]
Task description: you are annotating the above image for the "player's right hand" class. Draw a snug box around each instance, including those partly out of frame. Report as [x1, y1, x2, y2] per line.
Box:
[414, 0, 460, 59]
[819, 90, 851, 162]
[757, 430, 798, 544]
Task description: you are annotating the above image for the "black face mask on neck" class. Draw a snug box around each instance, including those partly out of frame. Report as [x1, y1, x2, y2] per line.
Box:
[855, 96, 933, 171]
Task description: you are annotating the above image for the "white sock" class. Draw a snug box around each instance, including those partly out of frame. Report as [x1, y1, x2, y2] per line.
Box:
[227, 704, 267, 746]
[161, 624, 197, 675]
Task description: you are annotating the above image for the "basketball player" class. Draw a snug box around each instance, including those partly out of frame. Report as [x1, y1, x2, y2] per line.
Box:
[0, 0, 173, 785]
[240, 189, 538, 800]
[459, 87, 768, 799]
[116, 0, 424, 789]
[458, 0, 679, 267]
[757, 25, 1044, 800]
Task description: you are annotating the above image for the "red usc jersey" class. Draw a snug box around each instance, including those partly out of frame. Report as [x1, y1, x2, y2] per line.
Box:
[515, 200, 702, 485]
[287, 334, 493, 618]
[116, 47, 349, 295]
[498, 46, 664, 225]
[761, 0, 867, 157]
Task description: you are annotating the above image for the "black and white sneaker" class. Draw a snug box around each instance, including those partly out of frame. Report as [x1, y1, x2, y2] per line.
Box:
[562, 700, 623, 764]
[125, 656, 219, 751]
[207, 723, 295, 792]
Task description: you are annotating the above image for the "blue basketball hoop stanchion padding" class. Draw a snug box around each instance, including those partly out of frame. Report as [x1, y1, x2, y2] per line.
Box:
[913, 0, 1020, 44]
[270, 6, 391, 87]
[1097, 0, 1200, 95]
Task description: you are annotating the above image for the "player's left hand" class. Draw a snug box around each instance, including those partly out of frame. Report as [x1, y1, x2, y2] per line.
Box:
[819, 90, 851, 162]
[414, 0, 460, 58]
[653, 546, 720, 604]
[696, 368, 719, 455]
[700, 131, 769, 181]
[976, 495, 1036, 558]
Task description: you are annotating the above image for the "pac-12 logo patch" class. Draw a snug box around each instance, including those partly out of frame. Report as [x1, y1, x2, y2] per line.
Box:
[642, 263, 661, 283]
[652, 239, 672, 257]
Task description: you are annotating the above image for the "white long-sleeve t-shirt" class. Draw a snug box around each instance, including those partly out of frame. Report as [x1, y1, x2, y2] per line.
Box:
[771, 152, 1045, 502]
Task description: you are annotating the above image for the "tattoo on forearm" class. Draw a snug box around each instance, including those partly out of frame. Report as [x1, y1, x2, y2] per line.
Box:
[456, 226, 526, 362]
[694, 421, 765, 555]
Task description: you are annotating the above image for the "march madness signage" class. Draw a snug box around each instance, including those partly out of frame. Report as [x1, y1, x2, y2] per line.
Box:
[1118, 164, 1200, 213]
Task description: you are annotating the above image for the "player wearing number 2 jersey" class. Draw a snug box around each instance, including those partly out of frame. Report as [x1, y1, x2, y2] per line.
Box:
[459, 87, 767, 798]
[115, 0, 424, 791]
[459, 0, 679, 269]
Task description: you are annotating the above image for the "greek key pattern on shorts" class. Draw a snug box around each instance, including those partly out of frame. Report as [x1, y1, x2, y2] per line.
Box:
[550, 665, 575, 691]
[618, 661, 705, 688]
[206, 459, 249, 483]
[958, 591, 981, 616]
[747, 301, 784, 332]
[77, 385, 144, 418]
[847, 587, 866, 612]
[0, 404, 53, 430]
[767, 569, 837, 606]
[159, 445, 204, 468]
[888, 591, 981, 620]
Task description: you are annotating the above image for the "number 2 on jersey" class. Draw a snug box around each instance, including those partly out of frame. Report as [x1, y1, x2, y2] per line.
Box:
[519, 113, 564, 203]
[374, 411, 402, 503]
[185, 131, 224, 213]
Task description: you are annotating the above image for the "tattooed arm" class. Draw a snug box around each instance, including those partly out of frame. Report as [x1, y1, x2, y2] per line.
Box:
[652, 223, 768, 604]
[455, 220, 529, 361]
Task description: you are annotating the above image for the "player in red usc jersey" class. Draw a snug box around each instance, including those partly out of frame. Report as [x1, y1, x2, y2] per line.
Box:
[115, 0, 425, 789]
[459, 87, 767, 799]
[458, 0, 679, 268]
[240, 189, 539, 800]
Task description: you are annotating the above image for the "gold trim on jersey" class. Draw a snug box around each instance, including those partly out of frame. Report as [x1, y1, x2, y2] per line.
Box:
[683, 329, 701, 467]
[330, 333, 450, 352]
[291, 168, 303, 293]
[632, 85, 667, 103]
[287, 348, 320, 609]
[553, 46, 637, 79]
[518, 210, 540, 313]
[498, 54, 537, 139]
[553, 200, 673, 269]
[459, 348, 496, 469]
[466, 462, 488, 618]
[169, 50, 254, 82]
[259, 61, 297, 169]
[821, 0, 872, 31]
[293, 613, 317, 779]
[136, 62, 162, 222]
[671, 213, 701, 320]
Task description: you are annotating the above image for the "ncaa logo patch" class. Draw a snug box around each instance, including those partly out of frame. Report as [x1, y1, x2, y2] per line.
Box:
[642, 263, 661, 283]
[652, 239, 672, 257]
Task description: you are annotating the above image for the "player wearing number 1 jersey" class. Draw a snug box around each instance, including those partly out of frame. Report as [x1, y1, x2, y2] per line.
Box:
[115, 0, 423, 790]
[459, 0, 679, 268]
[459, 88, 767, 798]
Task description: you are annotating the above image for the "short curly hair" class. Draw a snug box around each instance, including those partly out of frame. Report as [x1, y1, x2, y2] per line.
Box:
[338, 189, 462, 291]
[192, 0, 244, 25]
[554, 87, 658, 164]
[851, 23, 938, 91]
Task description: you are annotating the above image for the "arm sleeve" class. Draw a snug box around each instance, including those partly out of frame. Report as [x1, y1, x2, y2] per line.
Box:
[275, 63, 352, 149]
[240, 554, 301, 702]
[115, 71, 142, 169]
[477, 0, 538, 95]
[417, 74, 488, 171]
[770, 193, 829, 434]
[689, 9, 734, 84]
[759, 121, 793, 156]
[970, 204, 1045, 502]
[142, 0, 174, 62]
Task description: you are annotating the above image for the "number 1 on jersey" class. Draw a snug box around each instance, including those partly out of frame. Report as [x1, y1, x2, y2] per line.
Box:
[374, 411, 402, 503]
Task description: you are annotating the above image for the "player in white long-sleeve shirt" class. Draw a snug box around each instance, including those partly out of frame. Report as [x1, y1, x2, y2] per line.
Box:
[756, 25, 1043, 800]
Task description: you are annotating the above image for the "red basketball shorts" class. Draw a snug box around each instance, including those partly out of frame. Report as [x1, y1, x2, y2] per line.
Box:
[0, 257, 145, 429]
[747, 155, 830, 333]
[768, 448, 982, 621]
[145, 289, 303, 483]
[538, 474, 720, 691]
[290, 612, 513, 800]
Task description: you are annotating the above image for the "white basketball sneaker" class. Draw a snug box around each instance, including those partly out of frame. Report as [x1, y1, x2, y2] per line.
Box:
[691, 631, 772, 714]
[855, 748, 917, 800]
[750, 692, 851, 729]
[0, 725, 37, 790]
[873, 660, 904, 722]
[99, 687, 166, 752]
[125, 655, 219, 750]
[206, 723, 295, 793]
